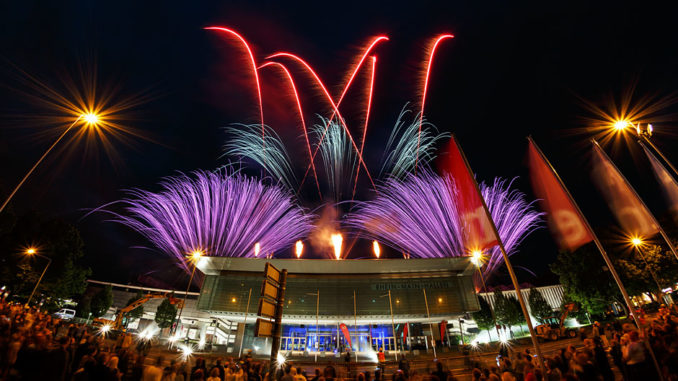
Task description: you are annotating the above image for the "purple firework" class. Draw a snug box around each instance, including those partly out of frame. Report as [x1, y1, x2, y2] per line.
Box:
[346, 171, 541, 278]
[106, 170, 314, 271]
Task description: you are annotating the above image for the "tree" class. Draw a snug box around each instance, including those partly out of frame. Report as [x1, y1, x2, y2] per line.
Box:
[125, 291, 145, 321]
[615, 243, 678, 301]
[0, 212, 91, 301]
[494, 290, 521, 330]
[155, 298, 177, 329]
[473, 296, 496, 340]
[550, 244, 621, 318]
[528, 288, 553, 324]
[76, 297, 91, 318]
[90, 285, 113, 318]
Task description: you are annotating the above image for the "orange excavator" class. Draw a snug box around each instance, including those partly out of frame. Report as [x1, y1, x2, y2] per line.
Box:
[93, 292, 184, 331]
[534, 302, 578, 341]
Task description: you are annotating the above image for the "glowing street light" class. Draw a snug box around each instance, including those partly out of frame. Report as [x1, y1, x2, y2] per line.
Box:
[176, 249, 203, 331]
[469, 248, 498, 341]
[631, 237, 643, 247]
[629, 237, 663, 292]
[372, 240, 381, 258]
[331, 233, 343, 260]
[24, 247, 51, 306]
[0, 113, 102, 214]
[613, 120, 630, 132]
[295, 240, 303, 258]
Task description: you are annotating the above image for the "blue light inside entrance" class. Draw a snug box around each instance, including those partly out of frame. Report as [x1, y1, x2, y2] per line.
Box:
[280, 325, 397, 352]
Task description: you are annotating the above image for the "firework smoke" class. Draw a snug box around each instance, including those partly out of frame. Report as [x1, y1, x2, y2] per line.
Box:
[105, 170, 313, 271]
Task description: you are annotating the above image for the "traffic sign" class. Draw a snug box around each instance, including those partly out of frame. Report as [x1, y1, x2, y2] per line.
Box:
[261, 280, 279, 300]
[258, 297, 277, 319]
[264, 262, 281, 283]
[254, 318, 274, 337]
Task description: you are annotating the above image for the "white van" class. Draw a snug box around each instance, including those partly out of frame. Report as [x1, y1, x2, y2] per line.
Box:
[53, 308, 76, 320]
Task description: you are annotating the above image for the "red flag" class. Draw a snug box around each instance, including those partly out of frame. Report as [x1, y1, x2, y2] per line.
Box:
[444, 137, 498, 251]
[527, 139, 594, 251]
[339, 323, 352, 348]
[439, 320, 448, 342]
[641, 143, 678, 214]
[403, 322, 409, 342]
[591, 140, 659, 237]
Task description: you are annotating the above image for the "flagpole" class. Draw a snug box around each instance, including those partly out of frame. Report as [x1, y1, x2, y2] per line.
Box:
[592, 139, 678, 261]
[354, 290, 358, 362]
[638, 134, 678, 179]
[529, 137, 664, 380]
[452, 135, 546, 374]
[422, 288, 437, 359]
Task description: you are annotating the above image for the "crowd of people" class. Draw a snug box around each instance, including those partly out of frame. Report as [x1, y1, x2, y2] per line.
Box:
[3, 298, 678, 381]
[462, 303, 678, 381]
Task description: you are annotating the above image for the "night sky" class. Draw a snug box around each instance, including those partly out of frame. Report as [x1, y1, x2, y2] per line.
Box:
[2, 0, 678, 290]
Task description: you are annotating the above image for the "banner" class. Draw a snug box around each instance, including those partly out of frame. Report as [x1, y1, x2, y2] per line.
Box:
[591, 141, 659, 237]
[439, 320, 448, 342]
[527, 139, 593, 251]
[339, 323, 352, 348]
[641, 143, 678, 213]
[403, 322, 409, 343]
[444, 137, 498, 251]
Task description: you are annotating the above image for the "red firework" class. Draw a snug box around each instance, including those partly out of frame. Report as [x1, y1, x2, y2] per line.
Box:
[204, 27, 266, 148]
[352, 55, 377, 198]
[415, 33, 454, 173]
[266, 52, 377, 191]
[258, 61, 322, 199]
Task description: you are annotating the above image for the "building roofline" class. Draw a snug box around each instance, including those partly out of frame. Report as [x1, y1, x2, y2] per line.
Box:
[86, 279, 200, 296]
[196, 257, 476, 276]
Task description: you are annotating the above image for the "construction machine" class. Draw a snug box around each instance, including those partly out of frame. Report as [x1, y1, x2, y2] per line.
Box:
[534, 302, 578, 341]
[93, 292, 184, 331]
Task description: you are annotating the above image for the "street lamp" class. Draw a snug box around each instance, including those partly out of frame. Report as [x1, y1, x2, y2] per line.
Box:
[0, 113, 104, 214]
[469, 249, 499, 341]
[629, 237, 663, 294]
[24, 247, 51, 307]
[635, 123, 678, 179]
[176, 250, 203, 331]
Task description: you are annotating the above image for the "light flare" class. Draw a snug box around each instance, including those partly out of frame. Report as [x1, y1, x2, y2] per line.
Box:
[254, 242, 261, 257]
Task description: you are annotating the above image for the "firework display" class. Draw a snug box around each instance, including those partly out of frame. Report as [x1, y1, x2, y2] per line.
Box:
[346, 172, 542, 278]
[106, 170, 313, 270]
[105, 27, 541, 272]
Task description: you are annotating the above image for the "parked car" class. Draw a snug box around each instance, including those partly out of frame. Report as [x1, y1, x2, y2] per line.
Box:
[53, 308, 76, 320]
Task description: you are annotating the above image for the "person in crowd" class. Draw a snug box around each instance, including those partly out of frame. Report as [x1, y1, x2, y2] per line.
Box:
[207, 367, 222, 381]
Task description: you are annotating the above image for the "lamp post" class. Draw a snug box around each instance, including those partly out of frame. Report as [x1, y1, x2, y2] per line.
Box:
[25, 248, 51, 307]
[176, 250, 203, 333]
[630, 237, 664, 300]
[0, 115, 98, 214]
[471, 250, 499, 341]
[636, 123, 678, 178]
[306, 291, 319, 362]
